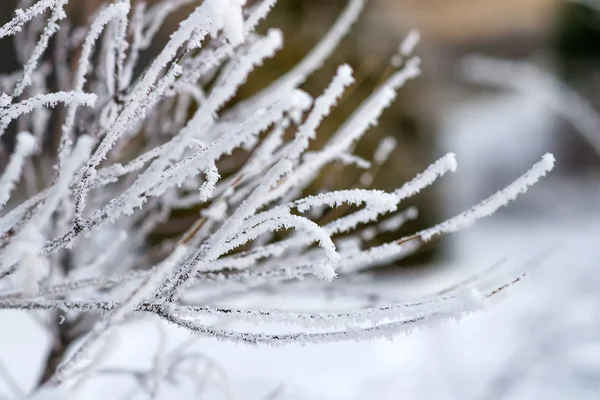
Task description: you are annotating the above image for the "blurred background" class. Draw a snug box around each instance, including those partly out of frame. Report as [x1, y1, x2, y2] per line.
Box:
[2, 0, 600, 265]
[252, 0, 600, 267]
[1, 0, 600, 399]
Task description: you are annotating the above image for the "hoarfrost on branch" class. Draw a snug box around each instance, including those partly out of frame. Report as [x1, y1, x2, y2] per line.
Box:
[0, 0, 554, 395]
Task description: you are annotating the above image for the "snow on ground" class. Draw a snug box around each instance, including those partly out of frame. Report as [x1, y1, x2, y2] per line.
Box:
[2, 196, 598, 400]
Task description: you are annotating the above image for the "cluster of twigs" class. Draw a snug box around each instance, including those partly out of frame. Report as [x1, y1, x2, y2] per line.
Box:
[0, 0, 554, 395]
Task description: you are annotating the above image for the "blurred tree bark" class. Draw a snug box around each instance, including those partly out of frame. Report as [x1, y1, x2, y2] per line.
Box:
[550, 1, 600, 174]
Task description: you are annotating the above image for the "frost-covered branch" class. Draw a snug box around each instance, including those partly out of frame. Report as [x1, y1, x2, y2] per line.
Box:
[0, 0, 555, 396]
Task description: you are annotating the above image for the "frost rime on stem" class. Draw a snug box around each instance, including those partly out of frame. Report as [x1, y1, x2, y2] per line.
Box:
[0, 132, 36, 208]
[420, 154, 555, 241]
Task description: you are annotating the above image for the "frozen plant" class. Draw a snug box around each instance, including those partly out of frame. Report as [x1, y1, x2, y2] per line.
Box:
[0, 0, 554, 397]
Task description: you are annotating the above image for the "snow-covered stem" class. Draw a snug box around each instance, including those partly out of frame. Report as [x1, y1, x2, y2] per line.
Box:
[0, 0, 58, 40]
[57, 1, 131, 169]
[419, 154, 555, 241]
[0, 132, 36, 208]
[0, 91, 97, 137]
[232, 0, 364, 117]
[12, 0, 68, 98]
